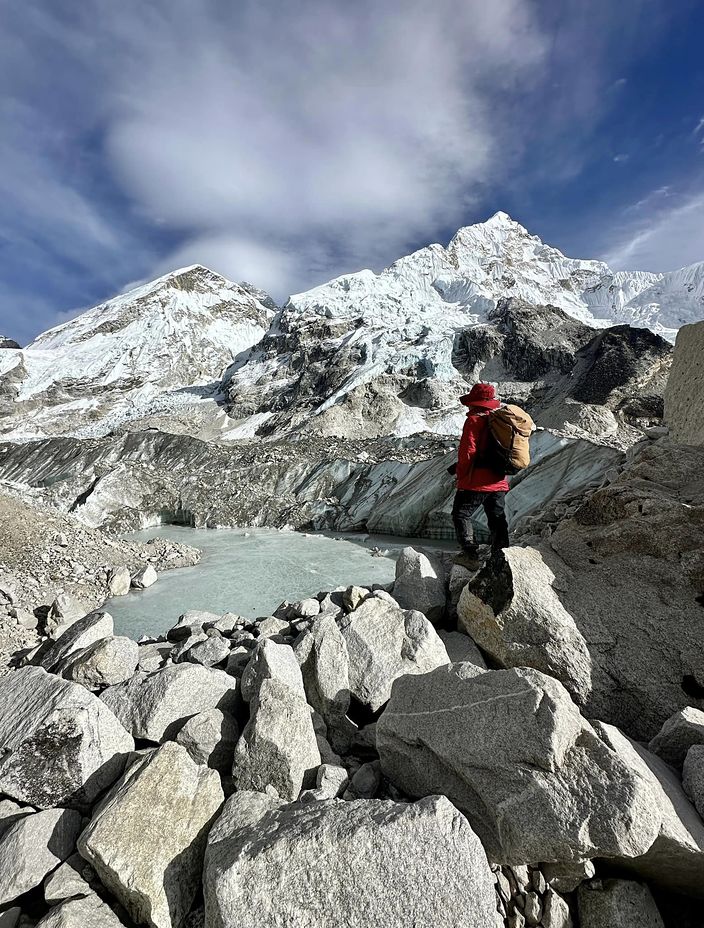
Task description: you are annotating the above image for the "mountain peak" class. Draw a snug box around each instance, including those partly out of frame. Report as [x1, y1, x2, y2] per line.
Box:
[139, 264, 230, 295]
[485, 210, 514, 225]
[449, 211, 530, 249]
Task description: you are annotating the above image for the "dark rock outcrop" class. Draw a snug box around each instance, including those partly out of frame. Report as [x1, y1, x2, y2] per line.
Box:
[224, 296, 672, 444]
[570, 324, 671, 415]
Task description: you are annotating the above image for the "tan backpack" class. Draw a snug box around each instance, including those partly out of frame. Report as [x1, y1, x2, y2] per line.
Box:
[482, 404, 534, 475]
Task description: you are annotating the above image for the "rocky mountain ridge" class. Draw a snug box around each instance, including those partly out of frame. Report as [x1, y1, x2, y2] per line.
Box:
[229, 294, 672, 445]
[0, 266, 274, 442]
[0, 212, 699, 445]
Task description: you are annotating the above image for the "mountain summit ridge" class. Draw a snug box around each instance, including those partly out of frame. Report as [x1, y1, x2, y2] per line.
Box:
[0, 213, 701, 441]
[283, 211, 700, 339]
[0, 264, 275, 440]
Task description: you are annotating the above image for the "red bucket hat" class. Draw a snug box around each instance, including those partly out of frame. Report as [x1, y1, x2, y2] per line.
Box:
[460, 383, 500, 410]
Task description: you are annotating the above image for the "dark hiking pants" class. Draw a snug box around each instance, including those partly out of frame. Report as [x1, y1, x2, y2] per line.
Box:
[452, 490, 509, 555]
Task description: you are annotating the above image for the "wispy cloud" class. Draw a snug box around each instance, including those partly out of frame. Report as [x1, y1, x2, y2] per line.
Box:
[624, 185, 672, 213]
[1, 0, 550, 315]
[605, 187, 704, 270]
[607, 77, 628, 92]
[694, 115, 704, 147]
[0, 0, 699, 339]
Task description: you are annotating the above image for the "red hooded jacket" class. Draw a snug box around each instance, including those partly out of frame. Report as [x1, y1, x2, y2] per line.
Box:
[456, 411, 509, 492]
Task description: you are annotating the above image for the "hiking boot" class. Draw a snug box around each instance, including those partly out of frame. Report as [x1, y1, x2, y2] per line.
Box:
[452, 550, 483, 571]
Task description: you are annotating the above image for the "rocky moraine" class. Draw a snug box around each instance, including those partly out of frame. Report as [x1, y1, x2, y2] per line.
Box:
[0, 216, 703, 927]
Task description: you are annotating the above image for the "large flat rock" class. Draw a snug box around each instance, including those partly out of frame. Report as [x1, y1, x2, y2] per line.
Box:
[458, 545, 592, 704]
[0, 667, 134, 809]
[204, 791, 497, 928]
[377, 665, 659, 865]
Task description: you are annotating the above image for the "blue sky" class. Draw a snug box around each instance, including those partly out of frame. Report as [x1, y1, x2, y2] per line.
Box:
[1, 0, 703, 344]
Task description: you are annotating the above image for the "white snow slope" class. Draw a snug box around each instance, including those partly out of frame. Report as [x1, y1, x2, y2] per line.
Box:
[1, 212, 701, 442]
[222, 211, 698, 440]
[285, 212, 698, 337]
[0, 265, 274, 440]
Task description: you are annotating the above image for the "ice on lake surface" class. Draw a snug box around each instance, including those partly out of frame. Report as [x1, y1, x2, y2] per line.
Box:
[108, 525, 441, 639]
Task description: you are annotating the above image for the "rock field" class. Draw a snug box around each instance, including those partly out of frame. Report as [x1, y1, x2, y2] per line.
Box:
[0, 489, 199, 672]
[0, 294, 702, 925]
[0, 471, 703, 927]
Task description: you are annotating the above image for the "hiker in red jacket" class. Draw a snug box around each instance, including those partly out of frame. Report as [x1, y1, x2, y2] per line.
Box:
[451, 383, 510, 569]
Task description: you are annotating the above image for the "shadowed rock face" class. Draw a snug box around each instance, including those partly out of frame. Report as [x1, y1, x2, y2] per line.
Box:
[0, 337, 20, 350]
[456, 301, 672, 442]
[485, 298, 595, 380]
[570, 324, 672, 410]
[665, 320, 704, 446]
[578, 878, 666, 927]
[223, 295, 672, 444]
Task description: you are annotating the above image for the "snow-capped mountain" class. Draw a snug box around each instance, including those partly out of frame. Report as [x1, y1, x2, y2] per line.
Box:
[223, 212, 684, 441]
[0, 266, 275, 440]
[610, 261, 704, 330]
[279, 212, 701, 339]
[0, 212, 699, 443]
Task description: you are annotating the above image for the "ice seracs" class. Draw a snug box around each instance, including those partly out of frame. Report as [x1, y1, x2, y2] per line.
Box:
[221, 214, 694, 447]
[614, 260, 704, 332]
